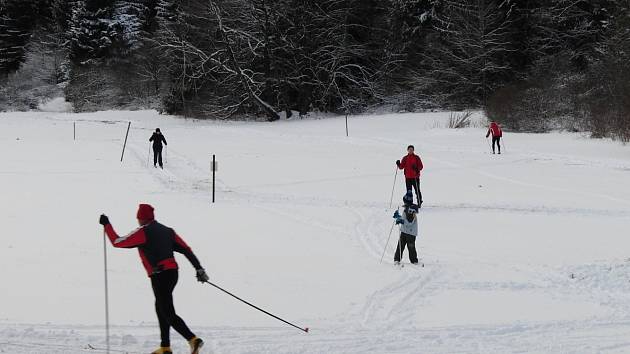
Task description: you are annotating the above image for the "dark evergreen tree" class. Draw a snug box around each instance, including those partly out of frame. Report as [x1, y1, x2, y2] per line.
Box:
[427, 0, 518, 106]
[111, 0, 152, 59]
[69, 0, 117, 64]
[0, 0, 38, 75]
[0, 0, 627, 138]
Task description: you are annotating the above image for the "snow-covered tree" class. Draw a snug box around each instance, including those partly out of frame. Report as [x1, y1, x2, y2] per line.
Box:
[111, 0, 151, 59]
[426, 0, 518, 105]
[69, 0, 117, 64]
[0, 0, 38, 75]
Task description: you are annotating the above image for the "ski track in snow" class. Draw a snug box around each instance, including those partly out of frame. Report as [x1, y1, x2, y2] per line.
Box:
[124, 128, 630, 353]
[130, 137, 629, 219]
[117, 116, 630, 353]
[2, 111, 630, 353]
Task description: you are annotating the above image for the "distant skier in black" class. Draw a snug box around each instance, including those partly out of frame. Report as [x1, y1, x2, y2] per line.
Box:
[150, 128, 167, 168]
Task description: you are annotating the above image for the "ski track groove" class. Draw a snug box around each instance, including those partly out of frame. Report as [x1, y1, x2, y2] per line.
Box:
[11, 117, 622, 353]
[130, 139, 629, 219]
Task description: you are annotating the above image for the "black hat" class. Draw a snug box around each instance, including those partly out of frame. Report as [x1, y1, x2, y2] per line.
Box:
[407, 145, 414, 150]
[405, 204, 419, 214]
[156, 128, 161, 133]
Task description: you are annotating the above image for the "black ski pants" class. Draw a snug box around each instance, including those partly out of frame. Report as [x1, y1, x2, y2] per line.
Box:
[405, 177, 422, 204]
[153, 145, 163, 167]
[394, 232, 418, 263]
[492, 136, 501, 153]
[151, 269, 195, 347]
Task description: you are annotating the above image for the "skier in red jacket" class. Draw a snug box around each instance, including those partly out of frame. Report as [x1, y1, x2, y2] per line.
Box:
[486, 121, 503, 154]
[396, 145, 423, 207]
[99, 204, 207, 354]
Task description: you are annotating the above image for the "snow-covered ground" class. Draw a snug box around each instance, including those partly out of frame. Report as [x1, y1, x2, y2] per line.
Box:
[0, 110, 629, 354]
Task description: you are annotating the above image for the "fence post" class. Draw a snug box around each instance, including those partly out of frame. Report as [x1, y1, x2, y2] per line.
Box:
[212, 154, 216, 203]
[120, 121, 131, 162]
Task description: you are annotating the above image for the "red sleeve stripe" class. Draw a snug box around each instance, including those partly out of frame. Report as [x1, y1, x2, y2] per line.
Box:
[104, 224, 119, 244]
[173, 233, 192, 251]
[111, 227, 147, 248]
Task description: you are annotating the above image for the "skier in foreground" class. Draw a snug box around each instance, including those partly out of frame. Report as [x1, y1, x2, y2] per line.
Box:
[99, 204, 208, 354]
[396, 145, 423, 207]
[486, 121, 503, 154]
[150, 128, 168, 168]
[393, 192, 420, 265]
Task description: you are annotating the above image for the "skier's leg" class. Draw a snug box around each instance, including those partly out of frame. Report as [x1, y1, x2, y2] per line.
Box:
[401, 234, 408, 259]
[394, 235, 403, 262]
[405, 178, 413, 192]
[153, 147, 158, 166]
[497, 137, 501, 154]
[407, 235, 418, 263]
[158, 147, 164, 167]
[492, 137, 496, 154]
[155, 270, 196, 341]
[155, 301, 171, 347]
[414, 178, 422, 205]
[151, 275, 171, 347]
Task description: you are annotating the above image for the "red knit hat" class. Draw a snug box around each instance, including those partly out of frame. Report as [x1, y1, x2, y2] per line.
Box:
[137, 204, 155, 221]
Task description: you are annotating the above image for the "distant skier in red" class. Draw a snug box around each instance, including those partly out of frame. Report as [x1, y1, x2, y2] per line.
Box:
[486, 121, 503, 154]
[396, 145, 423, 207]
[99, 204, 208, 354]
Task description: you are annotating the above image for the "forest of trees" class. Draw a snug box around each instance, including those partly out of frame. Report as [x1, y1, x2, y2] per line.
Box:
[0, 0, 629, 140]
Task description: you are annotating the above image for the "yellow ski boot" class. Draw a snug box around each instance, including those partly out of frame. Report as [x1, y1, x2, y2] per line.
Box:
[151, 347, 172, 354]
[189, 336, 204, 354]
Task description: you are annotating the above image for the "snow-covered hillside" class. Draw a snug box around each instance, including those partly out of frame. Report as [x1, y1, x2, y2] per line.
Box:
[1, 110, 629, 354]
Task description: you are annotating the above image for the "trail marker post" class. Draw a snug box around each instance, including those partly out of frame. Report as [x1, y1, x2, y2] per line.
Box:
[212, 155, 218, 203]
[120, 121, 131, 162]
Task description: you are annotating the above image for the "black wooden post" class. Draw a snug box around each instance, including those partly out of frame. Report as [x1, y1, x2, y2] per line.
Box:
[345, 114, 348, 137]
[73, 121, 76, 140]
[120, 121, 131, 162]
[212, 154, 216, 203]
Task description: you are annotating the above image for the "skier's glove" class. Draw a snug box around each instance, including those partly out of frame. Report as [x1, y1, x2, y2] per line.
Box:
[196, 269, 209, 283]
[99, 214, 110, 226]
[396, 160, 401, 167]
[395, 219, 404, 225]
[393, 210, 401, 219]
[413, 165, 419, 173]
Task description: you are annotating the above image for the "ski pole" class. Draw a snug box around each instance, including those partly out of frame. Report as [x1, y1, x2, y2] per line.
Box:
[165, 145, 167, 164]
[147, 144, 151, 167]
[380, 219, 397, 263]
[203, 280, 309, 333]
[388, 166, 398, 208]
[398, 233, 403, 263]
[103, 231, 110, 354]
[485, 137, 492, 153]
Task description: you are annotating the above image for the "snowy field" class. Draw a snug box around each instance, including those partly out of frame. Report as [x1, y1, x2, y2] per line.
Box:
[1, 109, 629, 354]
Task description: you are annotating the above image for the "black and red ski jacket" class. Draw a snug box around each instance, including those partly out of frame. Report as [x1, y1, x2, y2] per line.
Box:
[105, 221, 202, 277]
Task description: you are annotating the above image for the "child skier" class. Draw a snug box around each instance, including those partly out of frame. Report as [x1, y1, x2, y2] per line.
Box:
[486, 121, 503, 154]
[99, 204, 207, 354]
[392, 194, 419, 265]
